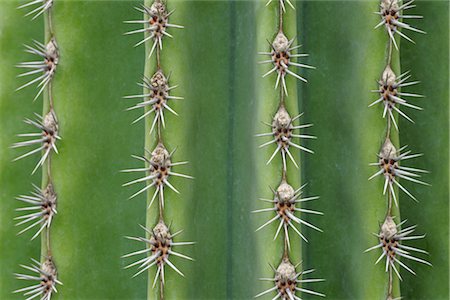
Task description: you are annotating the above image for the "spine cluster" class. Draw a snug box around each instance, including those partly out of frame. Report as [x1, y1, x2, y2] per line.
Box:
[122, 0, 193, 298]
[13, 1, 62, 299]
[366, 1, 430, 298]
[254, 1, 324, 299]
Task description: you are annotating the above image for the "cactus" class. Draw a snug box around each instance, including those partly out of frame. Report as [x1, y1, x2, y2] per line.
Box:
[298, 1, 448, 299]
[10, 1, 63, 299]
[122, 1, 195, 298]
[253, 1, 325, 300]
[0, 1, 448, 300]
[365, 1, 431, 299]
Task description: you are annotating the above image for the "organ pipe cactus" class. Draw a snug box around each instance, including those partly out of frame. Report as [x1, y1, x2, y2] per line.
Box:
[0, 1, 448, 299]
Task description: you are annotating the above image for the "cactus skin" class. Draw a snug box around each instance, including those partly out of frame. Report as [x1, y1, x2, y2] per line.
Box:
[297, 1, 397, 299]
[225, 2, 259, 299]
[32, 1, 147, 299]
[144, 1, 258, 299]
[398, 1, 449, 299]
[0, 3, 43, 298]
[0, 1, 448, 300]
[299, 0, 448, 299]
[154, 2, 261, 299]
[253, 1, 303, 297]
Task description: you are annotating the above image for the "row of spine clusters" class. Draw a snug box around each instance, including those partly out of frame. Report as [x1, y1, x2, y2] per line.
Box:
[254, 1, 324, 299]
[122, 0, 193, 297]
[366, 1, 430, 299]
[12, 1, 62, 300]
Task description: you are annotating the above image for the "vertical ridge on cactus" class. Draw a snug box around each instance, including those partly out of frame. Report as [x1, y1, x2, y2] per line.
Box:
[254, 1, 324, 299]
[123, 1, 192, 299]
[366, 0, 430, 298]
[11, 0, 62, 299]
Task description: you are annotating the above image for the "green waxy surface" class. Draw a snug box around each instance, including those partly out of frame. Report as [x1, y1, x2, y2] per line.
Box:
[0, 3, 44, 299]
[49, 1, 147, 299]
[141, 1, 232, 298]
[0, 1, 448, 300]
[299, 0, 448, 299]
[298, 1, 398, 299]
[399, 1, 449, 299]
[253, 0, 304, 298]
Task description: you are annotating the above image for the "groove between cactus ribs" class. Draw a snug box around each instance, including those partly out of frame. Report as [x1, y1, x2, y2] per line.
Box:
[226, 1, 236, 298]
